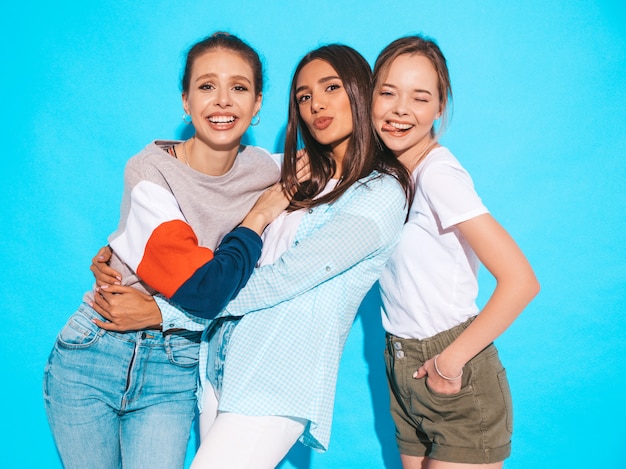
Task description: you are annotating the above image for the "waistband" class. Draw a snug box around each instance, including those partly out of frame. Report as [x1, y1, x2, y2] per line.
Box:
[385, 316, 475, 361]
[78, 303, 202, 342]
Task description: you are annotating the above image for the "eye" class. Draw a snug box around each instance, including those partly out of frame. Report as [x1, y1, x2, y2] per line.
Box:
[233, 85, 249, 92]
[325, 83, 342, 92]
[199, 83, 215, 91]
[297, 94, 311, 104]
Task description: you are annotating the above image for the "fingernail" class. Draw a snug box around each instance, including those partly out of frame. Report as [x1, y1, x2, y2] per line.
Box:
[97, 256, 105, 260]
[412, 372, 418, 379]
[100, 285, 109, 289]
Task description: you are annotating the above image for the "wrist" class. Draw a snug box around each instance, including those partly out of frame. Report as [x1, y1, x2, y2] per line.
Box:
[433, 354, 463, 381]
[240, 211, 270, 235]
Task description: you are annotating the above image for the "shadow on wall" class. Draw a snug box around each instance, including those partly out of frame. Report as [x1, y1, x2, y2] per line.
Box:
[177, 122, 196, 141]
[277, 285, 400, 469]
[280, 441, 313, 469]
[359, 284, 401, 469]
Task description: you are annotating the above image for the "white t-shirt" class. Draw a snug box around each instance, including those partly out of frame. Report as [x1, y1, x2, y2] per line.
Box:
[379, 146, 488, 339]
[258, 179, 338, 266]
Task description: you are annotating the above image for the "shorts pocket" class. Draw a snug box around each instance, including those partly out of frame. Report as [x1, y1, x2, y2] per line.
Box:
[424, 378, 474, 400]
[56, 309, 102, 349]
[165, 331, 201, 367]
[423, 355, 475, 400]
[416, 375, 482, 432]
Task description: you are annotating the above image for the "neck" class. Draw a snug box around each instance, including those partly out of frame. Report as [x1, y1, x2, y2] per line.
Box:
[397, 138, 438, 172]
[329, 137, 350, 177]
[186, 137, 240, 176]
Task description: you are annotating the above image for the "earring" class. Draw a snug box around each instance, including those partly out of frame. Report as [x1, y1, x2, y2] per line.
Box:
[251, 114, 261, 126]
[182, 113, 192, 125]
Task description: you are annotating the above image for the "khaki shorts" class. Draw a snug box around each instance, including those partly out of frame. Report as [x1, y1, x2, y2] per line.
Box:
[385, 318, 512, 464]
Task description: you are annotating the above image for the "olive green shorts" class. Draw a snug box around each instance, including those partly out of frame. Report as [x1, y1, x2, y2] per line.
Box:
[384, 318, 513, 464]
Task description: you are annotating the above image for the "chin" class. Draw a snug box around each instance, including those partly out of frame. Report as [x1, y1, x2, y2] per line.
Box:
[382, 141, 409, 153]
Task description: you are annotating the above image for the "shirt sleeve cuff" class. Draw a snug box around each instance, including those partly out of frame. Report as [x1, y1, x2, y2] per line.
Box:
[155, 295, 206, 331]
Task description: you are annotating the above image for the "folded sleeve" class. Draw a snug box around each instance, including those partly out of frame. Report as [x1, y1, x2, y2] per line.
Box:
[155, 295, 208, 332]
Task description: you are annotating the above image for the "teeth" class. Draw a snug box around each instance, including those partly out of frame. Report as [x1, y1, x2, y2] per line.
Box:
[209, 116, 236, 124]
[389, 122, 412, 130]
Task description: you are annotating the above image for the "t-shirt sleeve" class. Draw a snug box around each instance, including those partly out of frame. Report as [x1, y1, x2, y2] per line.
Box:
[419, 161, 488, 230]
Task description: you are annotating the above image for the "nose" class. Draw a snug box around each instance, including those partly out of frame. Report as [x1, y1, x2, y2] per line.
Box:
[310, 93, 325, 113]
[392, 95, 408, 116]
[215, 87, 232, 108]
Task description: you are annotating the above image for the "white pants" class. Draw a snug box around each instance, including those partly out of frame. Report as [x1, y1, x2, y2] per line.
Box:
[190, 385, 307, 469]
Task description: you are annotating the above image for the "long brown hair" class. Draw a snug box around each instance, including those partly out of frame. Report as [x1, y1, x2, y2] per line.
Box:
[283, 44, 411, 210]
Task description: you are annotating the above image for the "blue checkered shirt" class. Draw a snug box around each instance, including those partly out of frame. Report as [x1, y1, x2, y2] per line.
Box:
[156, 171, 407, 451]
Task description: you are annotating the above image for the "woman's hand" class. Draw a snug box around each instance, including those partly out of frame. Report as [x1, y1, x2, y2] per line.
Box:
[90, 245, 122, 286]
[295, 149, 311, 183]
[90, 284, 163, 331]
[413, 355, 463, 395]
[240, 182, 291, 235]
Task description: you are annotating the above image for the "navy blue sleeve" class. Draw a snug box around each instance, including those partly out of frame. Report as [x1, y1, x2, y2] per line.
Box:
[169, 226, 262, 319]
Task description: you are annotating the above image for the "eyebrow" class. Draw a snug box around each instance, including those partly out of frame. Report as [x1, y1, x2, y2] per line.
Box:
[194, 73, 253, 85]
[381, 83, 433, 95]
[295, 75, 341, 94]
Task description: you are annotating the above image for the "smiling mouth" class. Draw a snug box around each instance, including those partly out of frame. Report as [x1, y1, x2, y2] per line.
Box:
[382, 121, 414, 134]
[208, 115, 237, 124]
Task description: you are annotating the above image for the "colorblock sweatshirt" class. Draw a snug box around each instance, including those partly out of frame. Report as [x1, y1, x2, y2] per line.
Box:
[83, 140, 281, 318]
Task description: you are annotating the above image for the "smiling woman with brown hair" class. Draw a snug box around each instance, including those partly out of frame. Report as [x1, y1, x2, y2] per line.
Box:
[43, 32, 288, 469]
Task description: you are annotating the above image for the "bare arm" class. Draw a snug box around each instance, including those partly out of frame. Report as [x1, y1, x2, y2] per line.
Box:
[415, 213, 540, 393]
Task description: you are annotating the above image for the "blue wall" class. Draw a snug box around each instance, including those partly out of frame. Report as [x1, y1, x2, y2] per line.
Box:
[2, 1, 624, 467]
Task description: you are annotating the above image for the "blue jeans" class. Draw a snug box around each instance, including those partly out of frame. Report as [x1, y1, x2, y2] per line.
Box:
[43, 304, 201, 469]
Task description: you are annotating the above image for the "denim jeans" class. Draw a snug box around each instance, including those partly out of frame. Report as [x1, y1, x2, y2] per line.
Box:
[43, 304, 201, 469]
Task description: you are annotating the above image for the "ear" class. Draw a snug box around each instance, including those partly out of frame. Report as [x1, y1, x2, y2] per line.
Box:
[182, 93, 190, 115]
[254, 93, 263, 116]
[435, 105, 443, 121]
